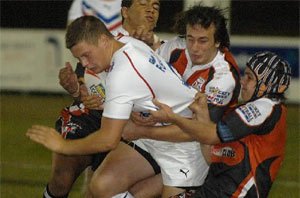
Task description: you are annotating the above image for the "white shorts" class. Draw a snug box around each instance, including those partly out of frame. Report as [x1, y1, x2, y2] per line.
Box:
[133, 138, 209, 187]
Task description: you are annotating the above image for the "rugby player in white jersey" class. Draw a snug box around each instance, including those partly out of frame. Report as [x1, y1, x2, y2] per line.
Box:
[120, 4, 241, 197]
[68, 0, 122, 32]
[42, 1, 161, 198]
[26, 16, 207, 198]
[68, 0, 161, 48]
[125, 4, 240, 143]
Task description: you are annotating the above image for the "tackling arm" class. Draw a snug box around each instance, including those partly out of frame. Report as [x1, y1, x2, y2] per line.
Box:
[26, 117, 128, 155]
[122, 120, 194, 142]
[150, 96, 221, 145]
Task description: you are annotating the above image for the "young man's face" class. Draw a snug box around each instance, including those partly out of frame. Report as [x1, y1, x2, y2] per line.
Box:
[70, 37, 111, 73]
[240, 67, 257, 101]
[186, 24, 219, 65]
[123, 0, 160, 31]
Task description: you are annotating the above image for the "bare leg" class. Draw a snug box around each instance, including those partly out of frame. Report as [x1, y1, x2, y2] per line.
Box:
[162, 186, 185, 198]
[130, 174, 163, 198]
[82, 167, 94, 198]
[89, 142, 156, 198]
[47, 152, 92, 196]
[130, 174, 187, 198]
[131, 178, 184, 198]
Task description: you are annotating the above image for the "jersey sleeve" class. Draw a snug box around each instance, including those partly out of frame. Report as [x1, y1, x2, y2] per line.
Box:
[156, 36, 185, 62]
[217, 98, 281, 142]
[205, 67, 236, 106]
[206, 65, 237, 122]
[102, 58, 152, 120]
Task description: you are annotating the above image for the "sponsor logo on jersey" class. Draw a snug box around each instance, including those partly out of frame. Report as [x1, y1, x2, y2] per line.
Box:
[212, 146, 236, 158]
[90, 84, 106, 98]
[191, 77, 205, 90]
[207, 87, 230, 105]
[149, 54, 166, 72]
[238, 103, 262, 123]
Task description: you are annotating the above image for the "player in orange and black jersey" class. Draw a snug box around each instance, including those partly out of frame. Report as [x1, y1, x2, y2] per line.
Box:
[150, 51, 291, 198]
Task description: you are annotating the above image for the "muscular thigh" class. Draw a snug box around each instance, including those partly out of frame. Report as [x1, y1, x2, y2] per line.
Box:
[52, 153, 92, 175]
[93, 142, 156, 186]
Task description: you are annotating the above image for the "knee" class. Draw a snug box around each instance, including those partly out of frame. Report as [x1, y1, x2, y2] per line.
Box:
[89, 172, 118, 197]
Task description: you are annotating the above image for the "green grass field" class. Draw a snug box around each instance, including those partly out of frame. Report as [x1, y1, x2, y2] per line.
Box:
[1, 94, 299, 197]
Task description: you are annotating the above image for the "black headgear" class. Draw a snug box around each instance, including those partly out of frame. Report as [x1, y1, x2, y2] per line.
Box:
[246, 51, 291, 100]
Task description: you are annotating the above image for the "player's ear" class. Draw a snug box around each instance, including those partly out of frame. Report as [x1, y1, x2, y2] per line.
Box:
[215, 42, 220, 48]
[121, 7, 129, 20]
[97, 34, 109, 48]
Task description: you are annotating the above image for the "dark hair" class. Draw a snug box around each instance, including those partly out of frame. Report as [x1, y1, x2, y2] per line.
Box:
[173, 4, 230, 49]
[246, 51, 291, 101]
[121, 0, 133, 8]
[66, 16, 113, 49]
[121, 0, 134, 23]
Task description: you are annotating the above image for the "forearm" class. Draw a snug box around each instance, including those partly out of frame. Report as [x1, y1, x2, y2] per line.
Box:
[61, 130, 119, 155]
[200, 144, 212, 165]
[172, 114, 220, 145]
[138, 124, 195, 142]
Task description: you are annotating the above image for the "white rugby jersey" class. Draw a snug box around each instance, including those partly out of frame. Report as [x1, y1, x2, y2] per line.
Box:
[157, 36, 239, 107]
[103, 38, 197, 120]
[68, 0, 122, 32]
[84, 69, 107, 98]
[104, 37, 209, 187]
[81, 31, 153, 99]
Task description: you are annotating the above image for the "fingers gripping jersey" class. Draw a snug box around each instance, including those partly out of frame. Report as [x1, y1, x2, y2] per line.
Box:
[103, 36, 208, 187]
[157, 36, 241, 122]
[103, 40, 197, 119]
[201, 98, 287, 198]
[68, 0, 122, 32]
[56, 63, 105, 139]
[56, 33, 149, 139]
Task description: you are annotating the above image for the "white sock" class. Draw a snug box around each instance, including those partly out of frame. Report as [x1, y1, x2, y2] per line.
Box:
[43, 189, 52, 198]
[112, 191, 135, 198]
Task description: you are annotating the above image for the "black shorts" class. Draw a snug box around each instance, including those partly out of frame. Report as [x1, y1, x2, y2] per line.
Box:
[122, 139, 161, 175]
[190, 186, 217, 198]
[55, 104, 102, 139]
[55, 102, 107, 170]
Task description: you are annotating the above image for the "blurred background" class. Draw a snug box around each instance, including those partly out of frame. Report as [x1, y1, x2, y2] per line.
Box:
[1, 0, 299, 101]
[1, 0, 299, 197]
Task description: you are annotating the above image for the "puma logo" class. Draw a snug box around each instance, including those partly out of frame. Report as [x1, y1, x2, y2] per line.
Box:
[180, 168, 190, 178]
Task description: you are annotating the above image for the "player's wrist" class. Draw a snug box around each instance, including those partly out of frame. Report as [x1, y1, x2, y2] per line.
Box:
[70, 82, 80, 98]
[59, 139, 72, 155]
[170, 113, 181, 124]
